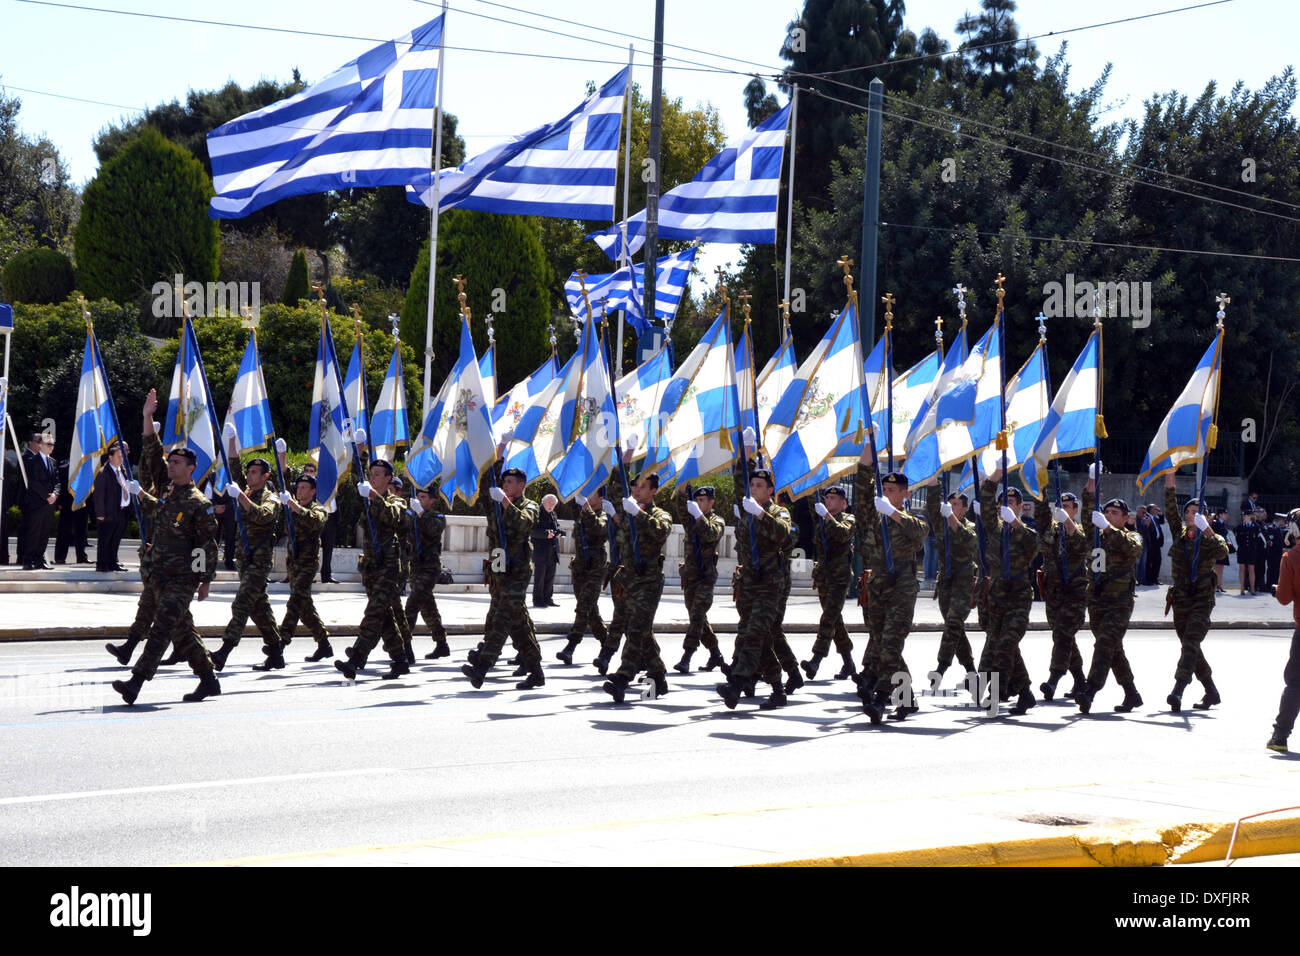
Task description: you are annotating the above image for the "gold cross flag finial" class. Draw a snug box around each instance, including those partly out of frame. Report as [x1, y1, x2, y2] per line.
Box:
[881, 292, 895, 332]
[934, 315, 944, 347]
[241, 304, 260, 330]
[737, 290, 752, 324]
[714, 265, 729, 306]
[453, 275, 470, 320]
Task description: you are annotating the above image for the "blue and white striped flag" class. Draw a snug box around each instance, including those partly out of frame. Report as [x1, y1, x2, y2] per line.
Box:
[590, 102, 792, 259]
[343, 339, 370, 455]
[493, 353, 559, 445]
[163, 317, 226, 490]
[1023, 329, 1102, 499]
[209, 17, 443, 219]
[565, 246, 697, 334]
[934, 319, 1004, 474]
[222, 333, 275, 455]
[616, 344, 674, 465]
[479, 342, 496, 408]
[876, 350, 940, 461]
[409, 68, 628, 219]
[501, 353, 575, 482]
[68, 331, 119, 509]
[654, 306, 740, 484]
[546, 319, 617, 500]
[964, 343, 1049, 490]
[371, 341, 410, 464]
[308, 320, 352, 508]
[1137, 328, 1223, 495]
[755, 334, 796, 436]
[735, 321, 757, 434]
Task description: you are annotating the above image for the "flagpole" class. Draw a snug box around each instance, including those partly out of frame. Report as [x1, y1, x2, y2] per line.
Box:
[1034, 312, 1068, 584]
[422, 0, 449, 421]
[350, 304, 374, 461]
[0, 304, 10, 508]
[994, 274, 1010, 581]
[882, 292, 896, 473]
[245, 308, 295, 557]
[931, 314, 949, 578]
[1091, 291, 1104, 594]
[590, 287, 642, 572]
[782, 84, 798, 312]
[617, 43, 633, 378]
[736, 291, 762, 579]
[1190, 296, 1228, 572]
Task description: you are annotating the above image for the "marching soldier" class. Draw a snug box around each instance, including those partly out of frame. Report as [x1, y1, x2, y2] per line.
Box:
[674, 484, 725, 674]
[211, 430, 284, 672]
[278, 468, 332, 661]
[389, 473, 417, 665]
[801, 486, 857, 682]
[1076, 495, 1145, 714]
[593, 496, 628, 674]
[978, 472, 1041, 715]
[602, 458, 673, 703]
[1034, 472, 1095, 701]
[772, 492, 805, 696]
[854, 439, 929, 722]
[111, 444, 220, 705]
[334, 458, 411, 681]
[924, 480, 978, 686]
[407, 486, 451, 661]
[461, 461, 544, 690]
[558, 487, 608, 664]
[1163, 474, 1228, 712]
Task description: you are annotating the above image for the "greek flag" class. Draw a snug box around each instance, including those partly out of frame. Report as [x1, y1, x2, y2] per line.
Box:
[735, 321, 757, 433]
[934, 319, 1004, 473]
[371, 341, 410, 464]
[493, 353, 559, 446]
[501, 353, 575, 482]
[1023, 329, 1101, 499]
[209, 16, 443, 219]
[877, 350, 940, 461]
[755, 334, 796, 436]
[222, 333, 275, 455]
[479, 342, 496, 408]
[1137, 328, 1223, 494]
[68, 330, 119, 510]
[546, 319, 617, 500]
[590, 102, 792, 259]
[564, 246, 697, 334]
[965, 343, 1049, 490]
[308, 320, 352, 508]
[616, 344, 674, 465]
[654, 307, 741, 484]
[409, 68, 629, 220]
[163, 317, 226, 490]
[343, 339, 370, 455]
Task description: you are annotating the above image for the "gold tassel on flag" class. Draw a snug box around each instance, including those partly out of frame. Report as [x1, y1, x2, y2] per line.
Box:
[1095, 414, 1108, 439]
[854, 419, 865, 444]
[1207, 423, 1218, 450]
[995, 429, 1009, 451]
[720, 428, 734, 452]
[840, 406, 853, 432]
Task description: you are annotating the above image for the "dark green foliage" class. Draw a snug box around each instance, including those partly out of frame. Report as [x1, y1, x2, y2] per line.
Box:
[2, 246, 74, 303]
[0, 87, 78, 272]
[282, 249, 310, 306]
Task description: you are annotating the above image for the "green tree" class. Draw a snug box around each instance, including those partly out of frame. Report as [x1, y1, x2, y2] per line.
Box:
[2, 247, 74, 304]
[956, 0, 1039, 94]
[0, 85, 78, 279]
[282, 249, 310, 306]
[75, 128, 219, 305]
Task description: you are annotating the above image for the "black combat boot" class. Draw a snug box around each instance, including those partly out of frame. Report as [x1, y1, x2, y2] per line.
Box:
[783, 666, 804, 695]
[1167, 679, 1189, 713]
[863, 691, 887, 725]
[652, 673, 669, 698]
[461, 661, 487, 689]
[1267, 730, 1289, 753]
[425, 638, 451, 660]
[716, 676, 744, 710]
[305, 641, 333, 662]
[1075, 683, 1096, 715]
[701, 648, 725, 672]
[1064, 667, 1088, 700]
[759, 683, 787, 710]
[1113, 682, 1143, 713]
[105, 639, 140, 666]
[210, 640, 237, 672]
[512, 662, 528, 677]
[1009, 687, 1036, 716]
[1040, 673, 1061, 701]
[603, 673, 630, 704]
[1193, 677, 1221, 710]
[800, 652, 824, 679]
[592, 649, 612, 675]
[112, 673, 145, 705]
[251, 644, 285, 671]
[381, 657, 410, 680]
[516, 662, 545, 690]
[557, 639, 580, 665]
[742, 678, 757, 698]
[834, 652, 858, 681]
[159, 645, 186, 666]
[334, 655, 358, 681]
[673, 648, 695, 674]
[182, 670, 221, 702]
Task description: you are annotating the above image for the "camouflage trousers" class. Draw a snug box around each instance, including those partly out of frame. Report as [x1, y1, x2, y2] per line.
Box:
[1171, 598, 1214, 684]
[1043, 580, 1087, 679]
[405, 565, 447, 643]
[281, 556, 328, 643]
[222, 556, 281, 649]
[393, 567, 413, 647]
[773, 565, 798, 675]
[935, 566, 976, 672]
[601, 568, 628, 657]
[861, 574, 919, 698]
[352, 560, 405, 664]
[566, 562, 608, 645]
[975, 572, 989, 634]
[131, 574, 214, 680]
[127, 570, 202, 650]
[680, 566, 719, 653]
[730, 567, 784, 685]
[1085, 596, 1136, 691]
[810, 566, 853, 658]
[479, 566, 540, 669]
[614, 566, 666, 680]
[978, 579, 1033, 697]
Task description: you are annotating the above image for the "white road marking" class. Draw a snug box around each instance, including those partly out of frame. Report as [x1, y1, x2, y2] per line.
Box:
[0, 767, 396, 806]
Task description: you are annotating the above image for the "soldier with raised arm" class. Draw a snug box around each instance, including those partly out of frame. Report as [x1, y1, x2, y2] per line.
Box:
[1075, 495, 1146, 714]
[673, 483, 725, 674]
[1034, 469, 1096, 701]
[801, 485, 857, 684]
[558, 486, 609, 665]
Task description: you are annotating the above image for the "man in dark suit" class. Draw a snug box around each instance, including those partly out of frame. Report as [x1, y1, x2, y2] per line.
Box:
[19, 432, 58, 569]
[1, 449, 18, 564]
[93, 441, 131, 571]
[54, 457, 92, 564]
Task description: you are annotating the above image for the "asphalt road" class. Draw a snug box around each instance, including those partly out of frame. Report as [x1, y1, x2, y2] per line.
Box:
[1, 628, 1297, 866]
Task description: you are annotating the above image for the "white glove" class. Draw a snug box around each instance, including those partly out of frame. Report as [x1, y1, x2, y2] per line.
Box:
[874, 495, 896, 517]
[1091, 510, 1108, 530]
[1089, 462, 1098, 479]
[488, 486, 506, 503]
[500, 429, 515, 445]
[410, 497, 424, 515]
[126, 479, 141, 496]
[360, 481, 375, 500]
[972, 501, 981, 515]
[623, 496, 641, 517]
[150, 421, 160, 436]
[687, 500, 703, 520]
[225, 482, 241, 499]
[278, 491, 291, 505]
[742, 496, 764, 517]
[742, 426, 756, 447]
[940, 502, 953, 518]
[274, 437, 286, 454]
[623, 435, 637, 453]
[1194, 513, 1211, 532]
[353, 428, 367, 446]
[733, 505, 741, 519]
[223, 421, 236, 441]
[1053, 507, 1069, 524]
[1000, 506, 1017, 524]
[574, 494, 587, 507]
[814, 502, 829, 518]
[602, 499, 616, 517]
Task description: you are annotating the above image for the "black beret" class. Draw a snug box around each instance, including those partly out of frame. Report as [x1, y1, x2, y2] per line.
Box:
[750, 468, 775, 487]
[168, 447, 197, 465]
[295, 473, 317, 489]
[593, 485, 606, 498]
[998, 487, 1023, 503]
[1058, 492, 1079, 504]
[824, 485, 848, 498]
[390, 475, 404, 490]
[1183, 497, 1205, 512]
[640, 471, 661, 489]
[880, 471, 908, 487]
[246, 457, 271, 473]
[693, 485, 716, 498]
[1103, 497, 1130, 514]
[947, 491, 970, 506]
[501, 467, 525, 481]
[368, 458, 394, 475]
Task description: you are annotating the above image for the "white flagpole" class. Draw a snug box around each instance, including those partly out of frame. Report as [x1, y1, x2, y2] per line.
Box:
[782, 85, 798, 309]
[422, 0, 449, 421]
[617, 43, 633, 378]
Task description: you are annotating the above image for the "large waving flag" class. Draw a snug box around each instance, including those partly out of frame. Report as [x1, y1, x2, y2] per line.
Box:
[209, 16, 443, 218]
[1023, 329, 1101, 499]
[615, 344, 675, 464]
[500, 353, 576, 482]
[1136, 328, 1224, 494]
[877, 350, 940, 461]
[964, 342, 1049, 490]
[590, 102, 792, 259]
[68, 330, 119, 509]
[343, 338, 371, 455]
[163, 316, 226, 489]
[223, 333, 274, 454]
[409, 68, 628, 219]
[493, 353, 559, 444]
[308, 321, 352, 508]
[935, 319, 1004, 473]
[478, 341, 496, 408]
[371, 340, 410, 463]
[565, 246, 697, 334]
[735, 321, 757, 434]
[546, 319, 617, 500]
[755, 334, 796, 436]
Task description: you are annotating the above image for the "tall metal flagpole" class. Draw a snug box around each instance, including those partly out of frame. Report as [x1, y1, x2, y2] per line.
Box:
[1091, 290, 1105, 594]
[847, 256, 893, 575]
[590, 290, 642, 571]
[859, 77, 883, 350]
[617, 43, 633, 378]
[0, 302, 12, 507]
[1191, 295, 1228, 572]
[881, 292, 896, 473]
[243, 305, 294, 556]
[1037, 311, 1068, 583]
[422, 0, 449, 421]
[782, 84, 799, 310]
[643, 0, 665, 330]
[932, 314, 950, 578]
[994, 274, 1011, 581]
[349, 303, 375, 461]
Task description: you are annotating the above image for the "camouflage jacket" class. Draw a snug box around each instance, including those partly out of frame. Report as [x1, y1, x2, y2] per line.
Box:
[979, 479, 1040, 586]
[813, 508, 855, 579]
[733, 456, 791, 578]
[136, 482, 217, 583]
[927, 488, 977, 580]
[411, 507, 447, 571]
[1165, 485, 1228, 601]
[571, 504, 608, 572]
[485, 480, 538, 575]
[287, 499, 328, 565]
[228, 456, 281, 561]
[854, 462, 928, 576]
[676, 494, 723, 576]
[360, 489, 407, 569]
[1089, 520, 1144, 601]
[1034, 488, 1095, 590]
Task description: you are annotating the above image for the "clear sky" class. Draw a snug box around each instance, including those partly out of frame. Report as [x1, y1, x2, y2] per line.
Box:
[2, 0, 1294, 279]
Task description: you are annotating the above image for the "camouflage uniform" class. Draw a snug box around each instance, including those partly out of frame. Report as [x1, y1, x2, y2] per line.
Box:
[564, 503, 608, 649]
[1165, 485, 1228, 697]
[612, 486, 673, 683]
[977, 480, 1040, 704]
[596, 506, 628, 670]
[770, 507, 802, 681]
[1034, 491, 1094, 697]
[927, 489, 977, 676]
[406, 507, 449, 650]
[349, 488, 410, 667]
[677, 495, 724, 658]
[476, 479, 542, 672]
[280, 497, 329, 645]
[390, 500, 415, 654]
[808, 507, 856, 663]
[855, 462, 929, 709]
[1080, 515, 1144, 709]
[219, 457, 283, 654]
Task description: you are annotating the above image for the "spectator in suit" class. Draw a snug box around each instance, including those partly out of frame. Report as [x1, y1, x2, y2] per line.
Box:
[92, 441, 131, 571]
[1144, 502, 1166, 585]
[1, 448, 17, 564]
[531, 493, 562, 607]
[19, 432, 58, 569]
[53, 457, 91, 564]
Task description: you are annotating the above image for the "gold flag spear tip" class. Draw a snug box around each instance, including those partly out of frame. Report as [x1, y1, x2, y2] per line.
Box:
[713, 265, 729, 306]
[78, 294, 92, 331]
[881, 292, 895, 331]
[737, 290, 752, 325]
